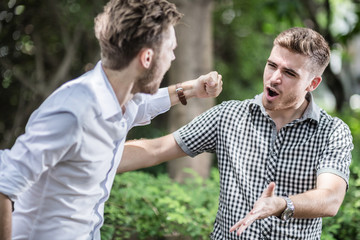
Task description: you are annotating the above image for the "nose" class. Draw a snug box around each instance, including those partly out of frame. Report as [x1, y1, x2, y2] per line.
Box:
[269, 69, 282, 85]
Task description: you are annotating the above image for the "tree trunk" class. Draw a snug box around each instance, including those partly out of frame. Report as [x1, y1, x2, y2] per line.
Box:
[167, 0, 214, 182]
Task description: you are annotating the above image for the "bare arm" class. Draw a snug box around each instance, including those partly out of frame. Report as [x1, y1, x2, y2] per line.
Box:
[117, 134, 187, 173]
[291, 173, 346, 218]
[0, 193, 12, 240]
[168, 71, 222, 106]
[118, 72, 221, 173]
[230, 173, 347, 236]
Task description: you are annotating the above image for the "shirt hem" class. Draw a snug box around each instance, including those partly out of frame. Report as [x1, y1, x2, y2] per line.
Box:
[317, 168, 348, 186]
[173, 131, 197, 158]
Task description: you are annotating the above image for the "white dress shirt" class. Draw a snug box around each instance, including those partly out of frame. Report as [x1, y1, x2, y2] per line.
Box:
[0, 61, 170, 240]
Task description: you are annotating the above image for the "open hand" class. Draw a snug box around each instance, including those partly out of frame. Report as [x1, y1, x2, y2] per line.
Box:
[229, 182, 286, 236]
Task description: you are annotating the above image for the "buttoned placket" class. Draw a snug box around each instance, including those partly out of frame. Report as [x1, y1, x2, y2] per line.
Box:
[263, 117, 308, 240]
[265, 116, 279, 185]
[91, 116, 128, 238]
[262, 115, 294, 239]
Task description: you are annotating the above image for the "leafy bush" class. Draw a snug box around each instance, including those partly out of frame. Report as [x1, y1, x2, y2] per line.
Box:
[101, 168, 220, 240]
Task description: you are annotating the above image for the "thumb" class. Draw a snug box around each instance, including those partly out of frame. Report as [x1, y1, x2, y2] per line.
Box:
[261, 182, 276, 198]
[206, 72, 218, 87]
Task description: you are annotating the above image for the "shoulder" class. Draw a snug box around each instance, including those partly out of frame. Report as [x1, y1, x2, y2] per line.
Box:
[38, 75, 100, 122]
[215, 99, 253, 118]
[318, 109, 352, 139]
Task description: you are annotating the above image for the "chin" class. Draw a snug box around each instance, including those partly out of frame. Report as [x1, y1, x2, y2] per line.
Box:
[149, 78, 163, 94]
[142, 83, 160, 95]
[149, 89, 159, 95]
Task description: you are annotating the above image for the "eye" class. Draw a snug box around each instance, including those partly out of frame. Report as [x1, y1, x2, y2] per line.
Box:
[267, 62, 277, 69]
[285, 71, 296, 77]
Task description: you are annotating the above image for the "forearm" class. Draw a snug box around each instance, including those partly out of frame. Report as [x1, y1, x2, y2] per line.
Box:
[286, 173, 346, 219]
[117, 134, 186, 173]
[231, 174, 347, 235]
[291, 188, 344, 219]
[0, 193, 12, 240]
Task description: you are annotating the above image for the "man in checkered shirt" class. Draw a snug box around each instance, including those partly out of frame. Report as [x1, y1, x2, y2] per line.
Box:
[118, 27, 354, 239]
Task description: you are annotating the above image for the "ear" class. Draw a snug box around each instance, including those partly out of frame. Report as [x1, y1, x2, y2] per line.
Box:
[139, 48, 154, 69]
[306, 76, 322, 92]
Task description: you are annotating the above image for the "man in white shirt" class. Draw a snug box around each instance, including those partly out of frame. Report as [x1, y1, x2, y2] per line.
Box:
[0, 0, 222, 239]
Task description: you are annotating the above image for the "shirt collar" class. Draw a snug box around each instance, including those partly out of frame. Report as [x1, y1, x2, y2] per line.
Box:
[249, 92, 320, 122]
[89, 61, 123, 120]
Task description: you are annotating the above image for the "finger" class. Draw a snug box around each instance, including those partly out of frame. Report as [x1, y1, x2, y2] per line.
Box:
[206, 71, 219, 86]
[236, 223, 249, 236]
[230, 211, 259, 234]
[217, 75, 223, 90]
[238, 212, 260, 234]
[232, 217, 256, 236]
[218, 75, 223, 89]
[229, 219, 245, 232]
[206, 85, 219, 96]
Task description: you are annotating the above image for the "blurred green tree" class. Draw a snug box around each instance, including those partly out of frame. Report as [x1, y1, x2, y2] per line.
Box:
[0, 0, 106, 148]
[213, 0, 360, 111]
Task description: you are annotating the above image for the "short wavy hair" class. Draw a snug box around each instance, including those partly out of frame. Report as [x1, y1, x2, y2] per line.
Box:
[94, 0, 182, 70]
[274, 27, 331, 75]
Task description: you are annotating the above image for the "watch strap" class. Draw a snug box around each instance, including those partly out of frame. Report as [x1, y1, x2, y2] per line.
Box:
[175, 83, 187, 105]
[280, 196, 294, 221]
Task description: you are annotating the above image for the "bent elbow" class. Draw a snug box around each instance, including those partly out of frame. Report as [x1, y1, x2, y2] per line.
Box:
[325, 199, 343, 217]
[326, 208, 339, 217]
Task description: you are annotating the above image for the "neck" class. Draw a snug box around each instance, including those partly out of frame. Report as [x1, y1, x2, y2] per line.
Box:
[267, 98, 309, 131]
[102, 64, 138, 109]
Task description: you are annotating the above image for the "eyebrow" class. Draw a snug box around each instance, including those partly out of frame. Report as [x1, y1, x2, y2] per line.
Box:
[267, 60, 300, 77]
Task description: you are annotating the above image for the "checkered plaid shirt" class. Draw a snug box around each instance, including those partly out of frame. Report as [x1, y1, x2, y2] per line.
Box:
[173, 93, 353, 240]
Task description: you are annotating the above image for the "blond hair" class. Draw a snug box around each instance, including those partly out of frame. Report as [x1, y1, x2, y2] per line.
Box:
[274, 27, 330, 75]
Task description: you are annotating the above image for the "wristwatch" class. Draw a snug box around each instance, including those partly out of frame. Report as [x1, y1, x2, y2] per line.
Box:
[175, 83, 187, 105]
[280, 196, 294, 221]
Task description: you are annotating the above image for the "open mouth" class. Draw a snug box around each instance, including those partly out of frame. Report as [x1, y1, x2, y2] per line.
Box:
[267, 87, 279, 97]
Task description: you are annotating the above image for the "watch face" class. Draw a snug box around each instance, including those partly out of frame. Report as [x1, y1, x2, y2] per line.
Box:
[283, 208, 294, 220]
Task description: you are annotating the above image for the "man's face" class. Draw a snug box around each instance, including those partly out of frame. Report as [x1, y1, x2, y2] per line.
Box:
[262, 45, 315, 112]
[136, 25, 177, 94]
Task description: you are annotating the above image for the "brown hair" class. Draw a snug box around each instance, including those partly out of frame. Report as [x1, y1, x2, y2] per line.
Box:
[274, 27, 330, 75]
[94, 0, 182, 70]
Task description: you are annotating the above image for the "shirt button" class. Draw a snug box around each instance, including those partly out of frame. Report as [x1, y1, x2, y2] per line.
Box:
[270, 151, 277, 157]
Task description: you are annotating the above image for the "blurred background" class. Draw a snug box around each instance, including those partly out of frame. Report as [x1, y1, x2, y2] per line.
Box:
[1, 0, 359, 239]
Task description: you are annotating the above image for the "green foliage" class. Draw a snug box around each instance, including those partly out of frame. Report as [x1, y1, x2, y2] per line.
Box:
[0, 0, 107, 147]
[213, 0, 307, 103]
[101, 168, 220, 240]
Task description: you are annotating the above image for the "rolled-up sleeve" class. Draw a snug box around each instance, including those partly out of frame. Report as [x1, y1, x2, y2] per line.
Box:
[173, 104, 222, 157]
[0, 110, 81, 201]
[317, 117, 353, 187]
